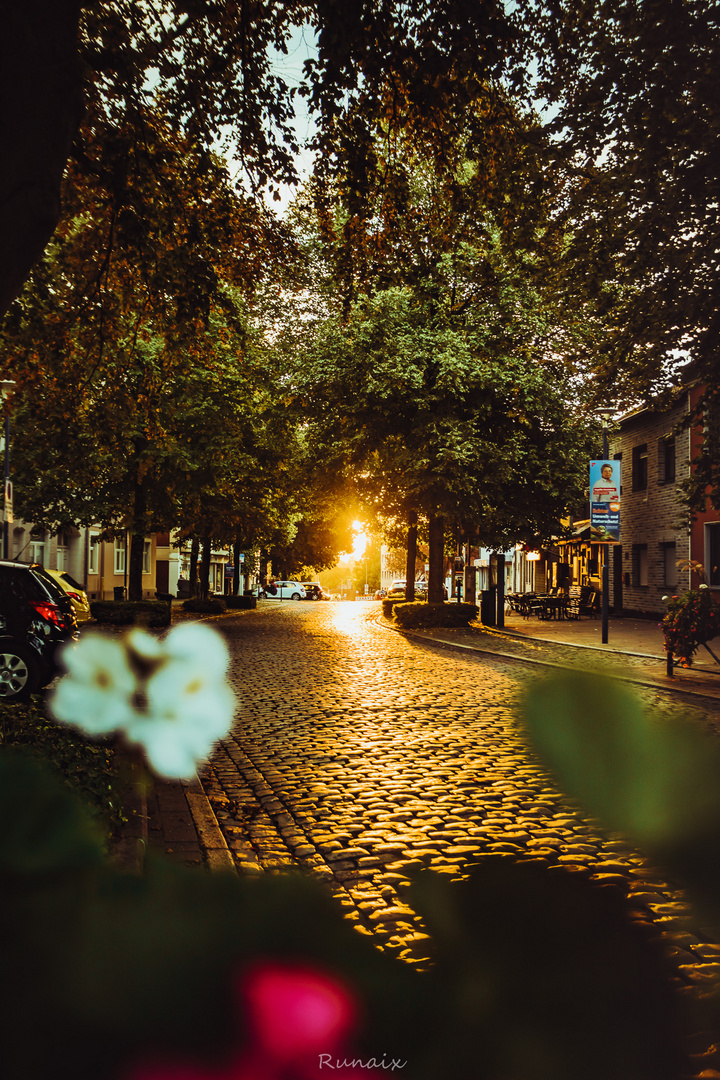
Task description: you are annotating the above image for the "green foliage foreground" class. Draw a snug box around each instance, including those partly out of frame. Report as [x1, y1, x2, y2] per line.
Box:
[5, 672, 720, 1078]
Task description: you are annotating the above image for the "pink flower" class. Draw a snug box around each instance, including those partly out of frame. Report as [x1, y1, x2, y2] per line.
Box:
[240, 962, 357, 1066]
[126, 962, 377, 1080]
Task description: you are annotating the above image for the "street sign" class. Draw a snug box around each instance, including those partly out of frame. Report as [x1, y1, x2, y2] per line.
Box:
[589, 459, 621, 543]
[3, 479, 12, 523]
[225, 563, 234, 577]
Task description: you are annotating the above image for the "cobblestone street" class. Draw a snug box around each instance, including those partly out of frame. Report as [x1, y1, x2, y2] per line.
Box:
[192, 599, 720, 1034]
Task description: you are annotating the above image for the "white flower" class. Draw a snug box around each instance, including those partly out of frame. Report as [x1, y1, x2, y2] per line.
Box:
[50, 634, 136, 734]
[49, 622, 235, 780]
[700, 583, 709, 590]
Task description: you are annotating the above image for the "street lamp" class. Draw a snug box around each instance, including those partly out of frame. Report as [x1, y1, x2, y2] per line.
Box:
[1, 381, 15, 560]
[601, 413, 611, 645]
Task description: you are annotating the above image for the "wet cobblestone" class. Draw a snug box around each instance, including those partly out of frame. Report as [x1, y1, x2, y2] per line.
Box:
[198, 601, 720, 1023]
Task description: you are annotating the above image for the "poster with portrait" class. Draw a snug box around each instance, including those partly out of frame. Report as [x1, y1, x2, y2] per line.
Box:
[589, 460, 621, 543]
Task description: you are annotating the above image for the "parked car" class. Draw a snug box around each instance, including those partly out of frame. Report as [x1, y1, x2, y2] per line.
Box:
[263, 580, 307, 601]
[300, 582, 325, 601]
[386, 579, 428, 599]
[0, 561, 78, 701]
[43, 568, 92, 623]
[374, 587, 387, 599]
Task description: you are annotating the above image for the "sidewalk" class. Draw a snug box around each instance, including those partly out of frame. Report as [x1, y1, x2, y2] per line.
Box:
[390, 607, 720, 701]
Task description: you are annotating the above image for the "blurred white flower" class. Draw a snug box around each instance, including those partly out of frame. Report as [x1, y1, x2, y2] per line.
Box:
[51, 634, 136, 734]
[50, 622, 235, 780]
[126, 624, 235, 779]
[700, 583, 709, 590]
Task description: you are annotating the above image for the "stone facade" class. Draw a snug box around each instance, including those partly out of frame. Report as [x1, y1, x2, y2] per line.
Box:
[611, 394, 693, 616]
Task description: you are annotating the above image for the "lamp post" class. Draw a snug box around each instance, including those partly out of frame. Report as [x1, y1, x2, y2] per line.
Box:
[1, 381, 15, 560]
[601, 417, 610, 645]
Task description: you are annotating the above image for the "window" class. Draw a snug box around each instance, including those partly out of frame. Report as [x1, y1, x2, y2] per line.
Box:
[143, 540, 151, 575]
[707, 523, 720, 587]
[88, 530, 100, 574]
[28, 531, 46, 566]
[56, 530, 68, 571]
[658, 436, 676, 483]
[632, 544, 649, 586]
[114, 537, 126, 575]
[632, 444, 648, 491]
[661, 542, 678, 588]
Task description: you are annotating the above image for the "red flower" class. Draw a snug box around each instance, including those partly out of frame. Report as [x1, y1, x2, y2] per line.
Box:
[127, 962, 374, 1080]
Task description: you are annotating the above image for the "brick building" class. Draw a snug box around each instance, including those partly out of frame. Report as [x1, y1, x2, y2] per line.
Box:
[610, 393, 694, 616]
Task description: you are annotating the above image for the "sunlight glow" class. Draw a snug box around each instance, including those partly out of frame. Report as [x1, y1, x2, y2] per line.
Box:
[339, 521, 368, 564]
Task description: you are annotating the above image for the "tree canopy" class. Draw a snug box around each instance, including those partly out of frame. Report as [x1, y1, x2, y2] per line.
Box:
[512, 1, 720, 502]
[0, 0, 516, 316]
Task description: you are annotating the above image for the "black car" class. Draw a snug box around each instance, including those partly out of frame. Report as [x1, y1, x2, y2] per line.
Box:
[0, 561, 78, 701]
[301, 582, 325, 601]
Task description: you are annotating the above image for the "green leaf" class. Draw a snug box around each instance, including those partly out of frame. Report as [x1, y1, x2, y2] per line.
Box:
[522, 670, 720, 849]
[0, 750, 105, 876]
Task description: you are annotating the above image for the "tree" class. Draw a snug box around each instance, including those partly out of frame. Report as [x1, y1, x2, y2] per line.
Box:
[295, 100, 595, 600]
[513, 1, 720, 504]
[301, 280, 594, 601]
[0, 1, 518, 317]
[0, 100, 293, 597]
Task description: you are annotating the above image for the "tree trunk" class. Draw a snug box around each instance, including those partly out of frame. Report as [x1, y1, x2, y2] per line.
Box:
[233, 541, 241, 596]
[189, 538, 200, 597]
[495, 551, 505, 628]
[428, 515, 445, 604]
[405, 510, 417, 602]
[128, 473, 148, 601]
[0, 1, 83, 316]
[199, 535, 212, 599]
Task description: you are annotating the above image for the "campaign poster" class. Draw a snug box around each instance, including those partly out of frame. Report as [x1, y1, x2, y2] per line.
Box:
[589, 459, 621, 543]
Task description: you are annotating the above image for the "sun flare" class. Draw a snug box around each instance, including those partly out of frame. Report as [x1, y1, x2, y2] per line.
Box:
[351, 520, 368, 560]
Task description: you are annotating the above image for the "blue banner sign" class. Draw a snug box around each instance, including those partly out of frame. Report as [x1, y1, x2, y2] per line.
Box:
[589, 459, 621, 543]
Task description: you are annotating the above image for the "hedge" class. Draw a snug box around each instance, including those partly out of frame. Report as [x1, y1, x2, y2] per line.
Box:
[90, 600, 171, 627]
[382, 598, 412, 618]
[225, 595, 257, 609]
[393, 601, 479, 629]
[181, 597, 227, 614]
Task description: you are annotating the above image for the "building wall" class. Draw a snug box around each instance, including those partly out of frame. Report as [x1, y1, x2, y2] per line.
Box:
[613, 395, 692, 615]
[687, 383, 720, 593]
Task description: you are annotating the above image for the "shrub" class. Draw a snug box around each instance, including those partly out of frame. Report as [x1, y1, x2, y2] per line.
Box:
[661, 585, 720, 667]
[0, 698, 127, 839]
[182, 597, 227, 614]
[393, 601, 479, 629]
[382, 598, 412, 618]
[90, 600, 171, 627]
[226, 595, 257, 609]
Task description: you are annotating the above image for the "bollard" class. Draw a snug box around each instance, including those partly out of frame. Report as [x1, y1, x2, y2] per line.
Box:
[666, 651, 674, 677]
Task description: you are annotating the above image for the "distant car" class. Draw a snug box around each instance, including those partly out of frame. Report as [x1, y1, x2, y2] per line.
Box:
[300, 582, 325, 601]
[263, 580, 306, 601]
[386, 579, 428, 599]
[44, 568, 92, 623]
[0, 561, 78, 700]
[374, 588, 387, 599]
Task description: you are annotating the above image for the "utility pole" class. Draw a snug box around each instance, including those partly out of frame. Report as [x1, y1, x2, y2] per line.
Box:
[3, 414, 9, 560]
[601, 420, 610, 645]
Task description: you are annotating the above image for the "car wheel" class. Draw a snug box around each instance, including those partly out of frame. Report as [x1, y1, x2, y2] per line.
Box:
[291, 593, 301, 601]
[0, 645, 41, 702]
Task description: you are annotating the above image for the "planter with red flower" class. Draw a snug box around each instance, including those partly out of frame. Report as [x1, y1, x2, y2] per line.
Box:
[661, 584, 720, 668]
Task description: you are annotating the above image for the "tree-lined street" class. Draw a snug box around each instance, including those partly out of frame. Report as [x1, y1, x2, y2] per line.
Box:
[197, 602, 720, 1009]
